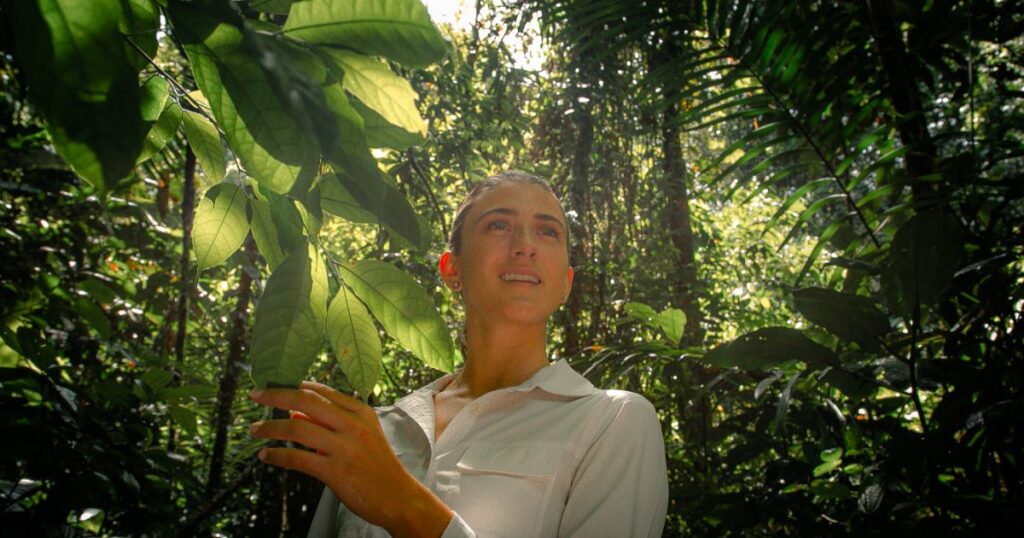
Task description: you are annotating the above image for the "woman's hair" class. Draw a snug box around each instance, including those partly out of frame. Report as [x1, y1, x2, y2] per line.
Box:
[447, 171, 569, 256]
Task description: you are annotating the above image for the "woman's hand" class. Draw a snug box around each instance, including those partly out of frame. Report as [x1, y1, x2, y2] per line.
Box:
[249, 381, 452, 538]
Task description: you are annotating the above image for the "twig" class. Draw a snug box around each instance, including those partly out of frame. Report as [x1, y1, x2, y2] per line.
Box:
[123, 36, 219, 127]
[406, 149, 449, 241]
[176, 460, 259, 537]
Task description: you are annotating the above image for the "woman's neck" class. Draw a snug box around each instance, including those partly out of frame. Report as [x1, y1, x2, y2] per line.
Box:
[454, 319, 551, 398]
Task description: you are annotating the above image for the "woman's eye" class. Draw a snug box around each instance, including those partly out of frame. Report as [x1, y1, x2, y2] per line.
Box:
[486, 219, 510, 231]
[540, 226, 560, 238]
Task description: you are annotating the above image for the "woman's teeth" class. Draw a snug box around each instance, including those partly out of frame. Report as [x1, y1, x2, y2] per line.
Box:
[501, 273, 540, 283]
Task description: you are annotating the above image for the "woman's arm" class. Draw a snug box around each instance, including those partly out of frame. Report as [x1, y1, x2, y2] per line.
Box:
[249, 381, 453, 538]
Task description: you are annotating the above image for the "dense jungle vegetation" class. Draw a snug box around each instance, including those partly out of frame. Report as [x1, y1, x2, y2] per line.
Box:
[1, 0, 1022, 535]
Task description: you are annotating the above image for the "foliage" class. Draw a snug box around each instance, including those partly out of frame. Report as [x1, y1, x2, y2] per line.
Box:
[1, 0, 1022, 535]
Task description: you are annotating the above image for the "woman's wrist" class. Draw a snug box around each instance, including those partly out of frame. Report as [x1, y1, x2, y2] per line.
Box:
[385, 472, 454, 538]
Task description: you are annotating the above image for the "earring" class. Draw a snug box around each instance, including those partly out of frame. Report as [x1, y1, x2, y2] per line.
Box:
[452, 281, 462, 291]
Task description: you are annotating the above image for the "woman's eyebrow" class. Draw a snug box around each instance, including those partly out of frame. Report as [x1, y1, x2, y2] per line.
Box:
[474, 207, 516, 224]
[535, 213, 566, 230]
[475, 208, 566, 230]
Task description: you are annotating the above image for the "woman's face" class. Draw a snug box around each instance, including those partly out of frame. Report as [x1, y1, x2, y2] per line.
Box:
[441, 182, 574, 327]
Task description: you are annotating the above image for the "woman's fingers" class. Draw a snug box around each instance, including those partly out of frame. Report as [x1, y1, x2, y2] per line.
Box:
[299, 381, 366, 415]
[250, 418, 340, 455]
[258, 446, 326, 477]
[250, 388, 350, 432]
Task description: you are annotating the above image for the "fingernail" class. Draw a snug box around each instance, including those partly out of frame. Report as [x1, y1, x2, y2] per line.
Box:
[249, 389, 264, 399]
[258, 448, 267, 461]
[249, 421, 263, 435]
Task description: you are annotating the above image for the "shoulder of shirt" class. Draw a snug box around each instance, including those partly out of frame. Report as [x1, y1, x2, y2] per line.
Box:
[584, 387, 658, 421]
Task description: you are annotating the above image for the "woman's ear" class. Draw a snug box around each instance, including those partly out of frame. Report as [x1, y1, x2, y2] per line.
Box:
[439, 251, 460, 290]
[562, 266, 575, 303]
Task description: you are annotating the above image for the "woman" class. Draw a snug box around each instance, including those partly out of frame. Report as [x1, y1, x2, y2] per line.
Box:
[249, 172, 668, 537]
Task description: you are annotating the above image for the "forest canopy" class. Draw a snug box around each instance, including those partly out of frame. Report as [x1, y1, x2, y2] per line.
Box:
[1, 0, 1022, 535]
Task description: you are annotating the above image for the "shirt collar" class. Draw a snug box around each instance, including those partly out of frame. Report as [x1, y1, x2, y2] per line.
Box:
[411, 358, 596, 399]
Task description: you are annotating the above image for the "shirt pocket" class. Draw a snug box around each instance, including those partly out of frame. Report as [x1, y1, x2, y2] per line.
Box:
[454, 445, 560, 537]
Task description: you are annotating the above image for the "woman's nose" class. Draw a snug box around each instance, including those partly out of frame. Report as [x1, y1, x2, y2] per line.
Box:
[510, 226, 537, 258]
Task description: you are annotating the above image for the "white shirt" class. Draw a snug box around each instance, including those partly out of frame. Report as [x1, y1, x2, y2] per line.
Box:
[307, 359, 668, 537]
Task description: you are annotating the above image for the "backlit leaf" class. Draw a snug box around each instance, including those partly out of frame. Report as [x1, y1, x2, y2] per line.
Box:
[340, 260, 453, 372]
[326, 284, 382, 398]
[169, 2, 318, 194]
[283, 0, 448, 68]
[324, 50, 427, 136]
[251, 244, 328, 388]
[657, 308, 686, 345]
[10, 0, 147, 192]
[181, 110, 226, 184]
[193, 183, 249, 270]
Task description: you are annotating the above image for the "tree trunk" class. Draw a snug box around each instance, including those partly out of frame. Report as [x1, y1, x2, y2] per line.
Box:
[168, 146, 195, 455]
[864, 0, 941, 206]
[205, 234, 256, 497]
[563, 80, 593, 355]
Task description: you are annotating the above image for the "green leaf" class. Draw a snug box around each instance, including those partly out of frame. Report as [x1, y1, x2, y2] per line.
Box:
[169, 2, 318, 194]
[889, 212, 965, 309]
[249, 197, 289, 271]
[181, 110, 226, 184]
[283, 0, 448, 68]
[774, 369, 802, 433]
[657, 308, 686, 345]
[139, 75, 169, 122]
[332, 168, 423, 250]
[120, 0, 160, 71]
[250, 0, 296, 15]
[704, 327, 838, 371]
[169, 405, 199, 436]
[251, 244, 329, 388]
[793, 287, 889, 352]
[192, 183, 249, 270]
[322, 84, 385, 183]
[324, 50, 427, 136]
[351, 99, 426, 149]
[11, 0, 147, 192]
[339, 260, 453, 372]
[624, 302, 658, 323]
[326, 285, 382, 398]
[320, 173, 378, 224]
[72, 298, 112, 339]
[137, 100, 183, 165]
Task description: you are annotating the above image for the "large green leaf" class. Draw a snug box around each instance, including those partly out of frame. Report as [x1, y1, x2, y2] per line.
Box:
[323, 50, 427, 136]
[249, 186, 306, 270]
[889, 212, 965, 309]
[319, 173, 378, 224]
[283, 0, 448, 68]
[119, 0, 159, 71]
[331, 168, 423, 250]
[793, 287, 890, 352]
[351, 98, 426, 150]
[704, 327, 839, 371]
[251, 244, 328, 388]
[169, 2, 318, 194]
[326, 284, 382, 398]
[181, 109, 226, 184]
[192, 183, 249, 270]
[339, 260, 453, 372]
[10, 0, 147, 192]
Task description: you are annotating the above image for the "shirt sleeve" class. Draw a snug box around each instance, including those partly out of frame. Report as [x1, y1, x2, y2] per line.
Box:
[558, 395, 669, 537]
[440, 511, 477, 538]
